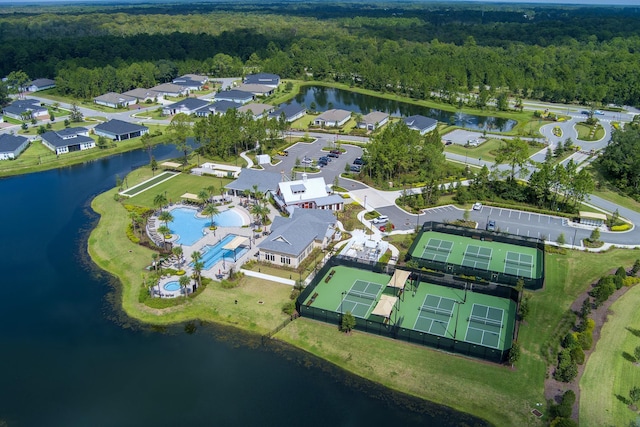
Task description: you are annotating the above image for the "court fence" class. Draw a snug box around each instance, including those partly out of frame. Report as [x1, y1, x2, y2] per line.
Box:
[296, 256, 518, 363]
[406, 221, 545, 290]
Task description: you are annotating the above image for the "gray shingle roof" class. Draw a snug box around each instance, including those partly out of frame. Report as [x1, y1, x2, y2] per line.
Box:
[403, 115, 437, 132]
[225, 168, 283, 194]
[244, 73, 280, 86]
[269, 104, 306, 121]
[258, 209, 335, 257]
[94, 119, 148, 135]
[94, 92, 136, 105]
[0, 133, 28, 152]
[3, 99, 47, 116]
[165, 98, 209, 111]
[214, 90, 254, 102]
[29, 78, 55, 89]
[41, 128, 93, 148]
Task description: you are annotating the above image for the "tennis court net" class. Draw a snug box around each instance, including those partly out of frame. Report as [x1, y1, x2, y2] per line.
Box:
[469, 252, 491, 260]
[469, 316, 502, 327]
[505, 259, 532, 268]
[424, 245, 450, 253]
[419, 306, 452, 317]
[346, 290, 376, 301]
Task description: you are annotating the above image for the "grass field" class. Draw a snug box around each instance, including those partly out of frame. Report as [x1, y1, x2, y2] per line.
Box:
[445, 139, 541, 164]
[575, 122, 605, 141]
[580, 284, 640, 427]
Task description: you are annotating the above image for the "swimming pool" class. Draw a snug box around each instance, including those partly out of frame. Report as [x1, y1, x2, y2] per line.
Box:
[169, 207, 245, 246]
[197, 234, 249, 270]
[164, 281, 181, 292]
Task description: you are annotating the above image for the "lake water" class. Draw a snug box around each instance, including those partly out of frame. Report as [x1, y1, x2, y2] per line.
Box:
[0, 146, 486, 426]
[286, 85, 516, 132]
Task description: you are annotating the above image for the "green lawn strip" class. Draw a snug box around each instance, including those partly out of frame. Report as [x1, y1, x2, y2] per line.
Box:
[125, 170, 235, 208]
[277, 318, 541, 426]
[121, 171, 176, 195]
[444, 139, 540, 164]
[589, 188, 640, 214]
[575, 123, 605, 142]
[580, 284, 640, 427]
[88, 186, 291, 333]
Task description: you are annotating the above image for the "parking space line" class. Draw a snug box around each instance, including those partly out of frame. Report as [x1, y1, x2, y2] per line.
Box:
[518, 212, 521, 219]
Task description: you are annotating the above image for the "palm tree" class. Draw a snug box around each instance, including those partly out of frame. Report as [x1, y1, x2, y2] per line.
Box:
[129, 212, 142, 237]
[251, 203, 270, 228]
[179, 274, 190, 298]
[157, 225, 171, 249]
[153, 193, 168, 211]
[158, 210, 174, 229]
[206, 185, 217, 201]
[151, 253, 159, 271]
[202, 203, 219, 229]
[172, 245, 184, 265]
[191, 250, 203, 286]
[197, 189, 210, 206]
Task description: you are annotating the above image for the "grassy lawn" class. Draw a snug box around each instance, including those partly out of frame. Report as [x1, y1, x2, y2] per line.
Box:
[576, 122, 605, 141]
[89, 186, 292, 333]
[445, 139, 541, 164]
[123, 168, 235, 208]
[580, 282, 640, 427]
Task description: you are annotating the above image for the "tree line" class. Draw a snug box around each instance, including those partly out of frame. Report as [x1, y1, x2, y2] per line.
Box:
[1, 4, 640, 105]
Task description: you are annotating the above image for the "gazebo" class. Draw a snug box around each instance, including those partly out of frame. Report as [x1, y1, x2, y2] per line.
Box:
[387, 269, 411, 300]
[180, 193, 200, 204]
[223, 235, 250, 261]
[371, 295, 399, 324]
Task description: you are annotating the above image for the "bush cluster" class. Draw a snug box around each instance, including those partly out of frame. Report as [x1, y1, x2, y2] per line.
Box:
[611, 224, 631, 231]
[549, 390, 577, 426]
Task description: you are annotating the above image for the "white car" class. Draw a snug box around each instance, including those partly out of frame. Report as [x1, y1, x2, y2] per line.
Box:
[472, 202, 483, 211]
[372, 215, 389, 224]
[301, 157, 312, 164]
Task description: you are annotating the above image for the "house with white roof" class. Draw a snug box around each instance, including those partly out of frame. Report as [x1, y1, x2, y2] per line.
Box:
[40, 127, 94, 155]
[213, 89, 254, 104]
[123, 88, 162, 103]
[0, 134, 29, 160]
[403, 115, 437, 135]
[236, 83, 275, 97]
[257, 208, 337, 268]
[172, 74, 208, 91]
[94, 92, 137, 109]
[313, 109, 351, 128]
[358, 111, 390, 131]
[273, 174, 344, 214]
[150, 83, 189, 98]
[243, 73, 280, 88]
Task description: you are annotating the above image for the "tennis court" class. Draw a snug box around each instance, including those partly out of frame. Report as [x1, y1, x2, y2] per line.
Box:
[464, 303, 504, 348]
[504, 251, 534, 278]
[461, 245, 493, 270]
[413, 294, 455, 337]
[420, 238, 454, 263]
[336, 279, 384, 318]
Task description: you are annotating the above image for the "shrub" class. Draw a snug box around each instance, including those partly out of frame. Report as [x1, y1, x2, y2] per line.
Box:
[126, 223, 140, 243]
[577, 329, 593, 350]
[570, 346, 585, 365]
[562, 332, 577, 349]
[550, 418, 578, 427]
[176, 270, 186, 276]
[611, 224, 631, 231]
[220, 279, 238, 289]
[282, 300, 296, 315]
[623, 276, 640, 287]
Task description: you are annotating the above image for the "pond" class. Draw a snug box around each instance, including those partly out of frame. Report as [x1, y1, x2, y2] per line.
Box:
[285, 85, 516, 132]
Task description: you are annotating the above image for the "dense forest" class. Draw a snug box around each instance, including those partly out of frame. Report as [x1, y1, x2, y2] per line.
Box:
[596, 122, 640, 200]
[1, 2, 640, 105]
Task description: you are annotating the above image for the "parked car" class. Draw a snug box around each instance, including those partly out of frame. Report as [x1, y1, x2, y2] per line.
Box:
[327, 152, 339, 158]
[350, 164, 361, 172]
[317, 159, 328, 167]
[372, 215, 389, 224]
[301, 157, 312, 164]
[472, 202, 483, 211]
[319, 156, 330, 163]
[353, 157, 364, 165]
[444, 139, 453, 145]
[594, 110, 605, 115]
[330, 149, 341, 155]
[277, 150, 288, 156]
[379, 224, 395, 232]
[486, 220, 496, 232]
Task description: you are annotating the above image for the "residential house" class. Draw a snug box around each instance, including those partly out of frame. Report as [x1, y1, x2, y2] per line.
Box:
[123, 88, 162, 103]
[194, 100, 241, 117]
[237, 103, 274, 119]
[257, 208, 337, 268]
[273, 174, 344, 214]
[236, 83, 275, 97]
[94, 119, 149, 141]
[313, 109, 351, 128]
[243, 73, 280, 88]
[150, 83, 189, 98]
[0, 134, 29, 160]
[162, 98, 209, 116]
[225, 168, 283, 197]
[172, 74, 208, 91]
[403, 115, 437, 135]
[94, 92, 137, 109]
[213, 89, 254, 104]
[358, 111, 389, 131]
[41, 127, 94, 155]
[268, 104, 306, 123]
[2, 99, 48, 121]
[26, 78, 56, 92]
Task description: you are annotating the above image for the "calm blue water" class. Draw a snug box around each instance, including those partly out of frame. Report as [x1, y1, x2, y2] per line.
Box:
[0, 145, 486, 426]
[163, 281, 181, 291]
[171, 206, 245, 246]
[199, 234, 250, 270]
[285, 85, 517, 132]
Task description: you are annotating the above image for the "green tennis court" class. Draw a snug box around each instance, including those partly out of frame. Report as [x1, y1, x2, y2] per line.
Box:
[504, 251, 534, 278]
[464, 303, 504, 348]
[420, 238, 454, 263]
[413, 294, 456, 337]
[337, 280, 383, 318]
[409, 231, 544, 280]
